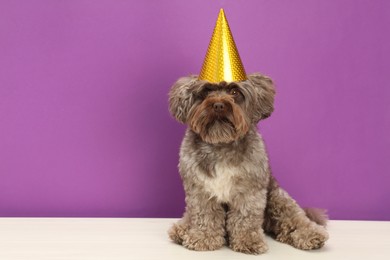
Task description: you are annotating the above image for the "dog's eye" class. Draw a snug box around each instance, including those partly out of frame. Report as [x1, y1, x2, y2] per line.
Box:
[230, 89, 239, 96]
[228, 88, 244, 103]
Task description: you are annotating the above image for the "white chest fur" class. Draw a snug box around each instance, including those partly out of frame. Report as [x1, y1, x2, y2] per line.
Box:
[201, 163, 239, 203]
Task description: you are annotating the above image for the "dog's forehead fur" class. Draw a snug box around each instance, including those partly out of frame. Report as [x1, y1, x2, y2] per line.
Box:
[196, 81, 252, 99]
[199, 81, 238, 91]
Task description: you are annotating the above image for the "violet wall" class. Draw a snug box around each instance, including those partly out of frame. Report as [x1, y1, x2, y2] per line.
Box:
[0, 0, 389, 220]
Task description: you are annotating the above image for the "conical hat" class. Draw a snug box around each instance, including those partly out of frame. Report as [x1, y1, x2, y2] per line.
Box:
[199, 9, 247, 83]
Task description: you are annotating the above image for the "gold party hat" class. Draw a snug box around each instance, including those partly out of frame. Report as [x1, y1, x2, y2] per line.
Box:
[199, 9, 247, 83]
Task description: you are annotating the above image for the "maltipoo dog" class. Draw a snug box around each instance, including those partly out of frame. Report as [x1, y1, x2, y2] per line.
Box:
[167, 9, 328, 255]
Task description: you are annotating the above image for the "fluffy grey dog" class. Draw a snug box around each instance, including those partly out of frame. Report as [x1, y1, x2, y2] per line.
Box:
[168, 73, 329, 254]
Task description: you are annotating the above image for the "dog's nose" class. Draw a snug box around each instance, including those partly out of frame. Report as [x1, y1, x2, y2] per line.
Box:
[213, 102, 225, 112]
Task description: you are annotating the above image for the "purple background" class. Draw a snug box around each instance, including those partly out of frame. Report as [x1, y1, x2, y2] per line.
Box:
[0, 0, 389, 220]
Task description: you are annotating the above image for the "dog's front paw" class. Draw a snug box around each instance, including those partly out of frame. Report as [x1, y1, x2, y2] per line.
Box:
[182, 229, 225, 251]
[229, 230, 269, 255]
[168, 222, 189, 245]
[289, 225, 329, 250]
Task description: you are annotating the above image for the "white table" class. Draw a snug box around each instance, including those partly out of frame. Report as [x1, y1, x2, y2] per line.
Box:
[0, 218, 389, 260]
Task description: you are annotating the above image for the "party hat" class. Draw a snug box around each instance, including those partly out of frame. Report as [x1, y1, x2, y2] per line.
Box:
[198, 9, 247, 83]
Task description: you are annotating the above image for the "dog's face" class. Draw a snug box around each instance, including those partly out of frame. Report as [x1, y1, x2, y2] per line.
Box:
[169, 73, 275, 144]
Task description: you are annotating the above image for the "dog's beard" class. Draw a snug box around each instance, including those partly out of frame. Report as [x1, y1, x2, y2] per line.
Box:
[204, 117, 236, 144]
[189, 100, 249, 144]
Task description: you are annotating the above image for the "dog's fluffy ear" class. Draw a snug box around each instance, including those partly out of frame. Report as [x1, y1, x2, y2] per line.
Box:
[168, 75, 199, 124]
[248, 73, 276, 122]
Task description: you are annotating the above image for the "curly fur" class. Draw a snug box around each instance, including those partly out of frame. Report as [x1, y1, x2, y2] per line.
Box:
[168, 73, 328, 254]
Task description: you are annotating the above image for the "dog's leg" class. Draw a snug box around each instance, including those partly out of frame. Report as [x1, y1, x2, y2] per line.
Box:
[226, 189, 269, 254]
[169, 193, 226, 251]
[263, 176, 329, 250]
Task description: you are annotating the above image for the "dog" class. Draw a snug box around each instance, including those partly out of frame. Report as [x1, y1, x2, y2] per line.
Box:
[167, 73, 329, 254]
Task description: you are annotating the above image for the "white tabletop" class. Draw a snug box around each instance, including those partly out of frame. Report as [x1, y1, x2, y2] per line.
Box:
[0, 218, 389, 260]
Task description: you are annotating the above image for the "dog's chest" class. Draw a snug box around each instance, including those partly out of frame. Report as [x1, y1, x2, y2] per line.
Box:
[201, 163, 239, 203]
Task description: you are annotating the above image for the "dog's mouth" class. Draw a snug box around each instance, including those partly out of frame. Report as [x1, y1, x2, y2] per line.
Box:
[207, 116, 235, 130]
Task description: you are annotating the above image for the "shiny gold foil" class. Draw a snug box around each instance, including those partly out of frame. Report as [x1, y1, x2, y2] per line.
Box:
[199, 9, 247, 83]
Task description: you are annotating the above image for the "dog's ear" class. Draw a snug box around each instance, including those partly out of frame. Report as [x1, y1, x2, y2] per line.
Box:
[248, 73, 276, 122]
[168, 75, 200, 124]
